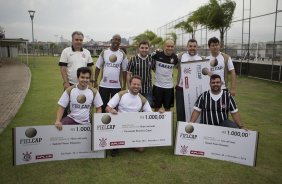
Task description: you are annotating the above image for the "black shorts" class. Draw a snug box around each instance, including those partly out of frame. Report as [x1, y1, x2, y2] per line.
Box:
[152, 85, 174, 109]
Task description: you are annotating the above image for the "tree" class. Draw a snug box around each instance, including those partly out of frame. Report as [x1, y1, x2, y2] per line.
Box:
[188, 0, 236, 50]
[174, 21, 195, 39]
[166, 32, 177, 44]
[133, 30, 163, 48]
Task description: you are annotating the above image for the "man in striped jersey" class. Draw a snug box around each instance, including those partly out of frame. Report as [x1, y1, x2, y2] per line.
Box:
[127, 41, 154, 106]
[190, 74, 245, 129]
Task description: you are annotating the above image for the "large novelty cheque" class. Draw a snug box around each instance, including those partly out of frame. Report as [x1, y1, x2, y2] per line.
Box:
[92, 112, 172, 151]
[181, 59, 210, 121]
[13, 125, 105, 165]
[174, 122, 259, 166]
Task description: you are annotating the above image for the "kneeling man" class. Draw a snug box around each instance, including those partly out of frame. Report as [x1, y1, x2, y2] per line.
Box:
[55, 67, 103, 130]
[190, 74, 246, 129]
[106, 75, 152, 156]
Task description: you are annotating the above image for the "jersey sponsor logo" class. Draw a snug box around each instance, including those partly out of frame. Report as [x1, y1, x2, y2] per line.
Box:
[71, 104, 91, 109]
[105, 62, 120, 68]
[158, 63, 173, 69]
[210, 66, 223, 71]
[109, 80, 118, 83]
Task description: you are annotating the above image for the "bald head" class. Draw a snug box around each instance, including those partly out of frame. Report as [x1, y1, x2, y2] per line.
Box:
[164, 39, 175, 56]
[111, 34, 121, 51]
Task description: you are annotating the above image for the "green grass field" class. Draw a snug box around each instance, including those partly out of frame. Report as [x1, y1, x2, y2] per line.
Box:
[0, 56, 281, 184]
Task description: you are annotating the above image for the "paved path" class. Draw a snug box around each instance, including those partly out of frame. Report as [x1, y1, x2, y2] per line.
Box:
[0, 61, 31, 134]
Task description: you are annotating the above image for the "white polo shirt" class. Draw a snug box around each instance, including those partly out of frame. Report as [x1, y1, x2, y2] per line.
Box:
[58, 85, 103, 124]
[59, 47, 93, 85]
[96, 48, 128, 88]
[107, 90, 152, 112]
[206, 53, 234, 89]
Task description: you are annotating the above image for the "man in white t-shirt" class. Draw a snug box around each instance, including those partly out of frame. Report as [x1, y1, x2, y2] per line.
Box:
[55, 67, 103, 130]
[94, 34, 128, 113]
[176, 39, 203, 122]
[59, 31, 94, 89]
[106, 75, 152, 156]
[206, 37, 236, 96]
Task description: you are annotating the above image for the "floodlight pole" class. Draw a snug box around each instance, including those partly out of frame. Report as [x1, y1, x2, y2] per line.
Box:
[28, 10, 35, 67]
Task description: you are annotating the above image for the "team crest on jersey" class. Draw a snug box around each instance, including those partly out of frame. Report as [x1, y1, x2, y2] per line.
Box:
[221, 103, 226, 109]
[82, 53, 86, 58]
[170, 58, 174, 63]
[184, 67, 191, 74]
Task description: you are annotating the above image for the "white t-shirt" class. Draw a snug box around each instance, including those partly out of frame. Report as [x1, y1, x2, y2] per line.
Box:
[96, 48, 128, 88]
[206, 52, 234, 89]
[58, 85, 103, 124]
[178, 53, 203, 87]
[107, 90, 152, 112]
[59, 47, 93, 85]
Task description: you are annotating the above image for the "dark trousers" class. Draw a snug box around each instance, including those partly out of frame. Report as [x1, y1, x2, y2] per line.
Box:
[99, 87, 121, 113]
[175, 86, 186, 122]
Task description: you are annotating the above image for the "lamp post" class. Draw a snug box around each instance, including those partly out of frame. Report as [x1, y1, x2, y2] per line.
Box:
[28, 10, 35, 67]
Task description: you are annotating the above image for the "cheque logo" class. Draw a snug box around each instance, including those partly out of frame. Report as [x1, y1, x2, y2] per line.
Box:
[101, 114, 111, 124]
[185, 125, 194, 133]
[180, 125, 197, 140]
[99, 138, 107, 147]
[180, 145, 188, 154]
[110, 141, 125, 146]
[20, 128, 42, 145]
[25, 128, 37, 138]
[22, 152, 32, 162]
[190, 150, 205, 156]
[36, 154, 53, 160]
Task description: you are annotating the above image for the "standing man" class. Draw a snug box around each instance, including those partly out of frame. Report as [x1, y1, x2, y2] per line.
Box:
[176, 39, 203, 122]
[190, 74, 246, 129]
[106, 75, 152, 156]
[152, 39, 178, 112]
[55, 67, 103, 130]
[127, 41, 154, 106]
[207, 37, 236, 96]
[59, 31, 94, 90]
[94, 34, 128, 113]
